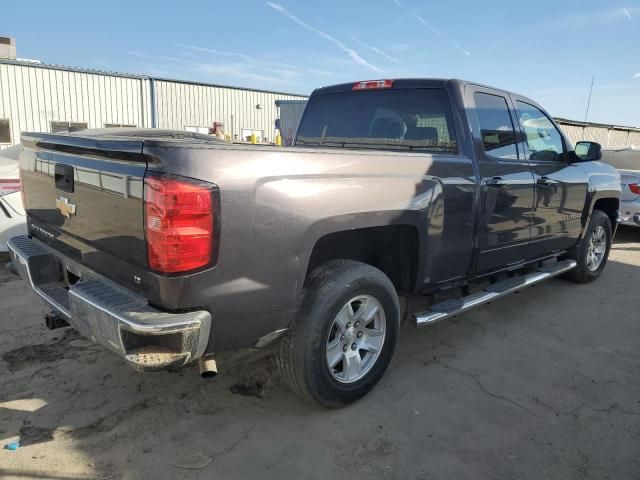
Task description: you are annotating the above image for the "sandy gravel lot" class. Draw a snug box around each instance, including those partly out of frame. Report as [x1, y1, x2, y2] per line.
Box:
[1, 227, 639, 480]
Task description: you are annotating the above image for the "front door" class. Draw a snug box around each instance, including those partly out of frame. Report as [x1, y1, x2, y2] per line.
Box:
[468, 88, 535, 273]
[512, 100, 589, 257]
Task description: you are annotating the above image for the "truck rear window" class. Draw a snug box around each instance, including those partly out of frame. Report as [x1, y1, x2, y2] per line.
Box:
[296, 88, 457, 153]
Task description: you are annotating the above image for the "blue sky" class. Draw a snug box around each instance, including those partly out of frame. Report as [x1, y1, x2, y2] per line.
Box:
[5, 0, 640, 126]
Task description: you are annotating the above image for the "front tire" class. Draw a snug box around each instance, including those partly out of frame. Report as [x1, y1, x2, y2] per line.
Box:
[277, 260, 400, 408]
[564, 209, 612, 283]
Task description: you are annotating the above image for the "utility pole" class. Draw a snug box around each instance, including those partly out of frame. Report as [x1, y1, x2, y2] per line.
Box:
[584, 76, 595, 123]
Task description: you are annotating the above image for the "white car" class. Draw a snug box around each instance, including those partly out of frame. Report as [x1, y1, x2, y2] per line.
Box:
[0, 145, 27, 252]
[0, 145, 21, 195]
[602, 147, 640, 227]
[1, 190, 26, 251]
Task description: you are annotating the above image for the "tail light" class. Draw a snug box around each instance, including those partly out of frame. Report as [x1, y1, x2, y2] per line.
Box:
[144, 173, 219, 274]
[629, 183, 640, 195]
[0, 179, 21, 195]
[353, 79, 394, 91]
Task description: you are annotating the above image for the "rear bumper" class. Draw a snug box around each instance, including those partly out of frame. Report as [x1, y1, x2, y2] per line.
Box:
[619, 202, 640, 226]
[7, 235, 211, 371]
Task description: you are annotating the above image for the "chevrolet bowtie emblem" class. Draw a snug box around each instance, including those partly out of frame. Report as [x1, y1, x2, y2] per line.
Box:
[56, 196, 77, 218]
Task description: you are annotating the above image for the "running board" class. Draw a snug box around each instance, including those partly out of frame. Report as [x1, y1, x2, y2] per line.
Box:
[412, 259, 577, 327]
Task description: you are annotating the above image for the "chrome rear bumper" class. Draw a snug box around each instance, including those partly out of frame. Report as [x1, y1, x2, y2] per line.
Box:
[7, 235, 211, 371]
[619, 203, 640, 226]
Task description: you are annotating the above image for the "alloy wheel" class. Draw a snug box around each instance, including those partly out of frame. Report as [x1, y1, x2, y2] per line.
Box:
[325, 295, 386, 384]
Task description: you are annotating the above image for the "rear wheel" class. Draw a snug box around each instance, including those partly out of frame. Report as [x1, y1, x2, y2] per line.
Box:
[564, 209, 612, 283]
[277, 260, 399, 408]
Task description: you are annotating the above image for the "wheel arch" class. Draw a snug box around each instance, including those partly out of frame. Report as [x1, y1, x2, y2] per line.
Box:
[299, 213, 427, 297]
[592, 196, 619, 230]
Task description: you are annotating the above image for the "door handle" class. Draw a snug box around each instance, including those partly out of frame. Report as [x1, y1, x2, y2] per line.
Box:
[485, 177, 504, 187]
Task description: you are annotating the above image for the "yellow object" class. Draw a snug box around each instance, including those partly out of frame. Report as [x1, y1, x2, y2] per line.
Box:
[250, 133, 257, 144]
[275, 135, 282, 146]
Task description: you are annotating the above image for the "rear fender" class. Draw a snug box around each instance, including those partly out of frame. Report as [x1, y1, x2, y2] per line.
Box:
[580, 162, 621, 237]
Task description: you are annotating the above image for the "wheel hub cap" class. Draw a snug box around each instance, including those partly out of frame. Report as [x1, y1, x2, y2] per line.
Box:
[325, 295, 386, 384]
[586, 225, 606, 272]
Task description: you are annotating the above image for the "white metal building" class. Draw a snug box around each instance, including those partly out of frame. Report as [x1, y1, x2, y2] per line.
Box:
[555, 118, 640, 149]
[275, 99, 307, 146]
[0, 58, 307, 150]
[2, 51, 639, 151]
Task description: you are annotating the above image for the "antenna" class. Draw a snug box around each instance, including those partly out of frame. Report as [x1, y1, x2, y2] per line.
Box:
[584, 76, 595, 123]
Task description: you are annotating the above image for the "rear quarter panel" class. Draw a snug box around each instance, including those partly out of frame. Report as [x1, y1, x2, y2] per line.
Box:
[580, 160, 621, 232]
[143, 142, 476, 351]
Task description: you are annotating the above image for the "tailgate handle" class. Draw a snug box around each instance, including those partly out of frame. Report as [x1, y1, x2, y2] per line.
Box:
[55, 164, 74, 193]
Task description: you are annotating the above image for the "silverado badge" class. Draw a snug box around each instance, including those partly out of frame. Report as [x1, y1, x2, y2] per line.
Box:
[56, 196, 77, 218]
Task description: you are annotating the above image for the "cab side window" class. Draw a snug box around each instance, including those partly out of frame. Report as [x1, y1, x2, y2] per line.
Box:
[473, 92, 519, 160]
[516, 101, 565, 162]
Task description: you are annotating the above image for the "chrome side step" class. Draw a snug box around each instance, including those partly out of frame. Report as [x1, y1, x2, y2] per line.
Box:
[412, 259, 577, 327]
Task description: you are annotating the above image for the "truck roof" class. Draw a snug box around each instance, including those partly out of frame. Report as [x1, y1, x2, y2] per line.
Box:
[313, 78, 454, 95]
[311, 78, 538, 106]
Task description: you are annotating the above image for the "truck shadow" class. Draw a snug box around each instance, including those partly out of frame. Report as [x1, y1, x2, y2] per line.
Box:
[1, 255, 639, 479]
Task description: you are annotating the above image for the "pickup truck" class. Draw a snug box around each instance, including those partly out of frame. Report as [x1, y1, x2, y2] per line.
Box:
[8, 79, 621, 408]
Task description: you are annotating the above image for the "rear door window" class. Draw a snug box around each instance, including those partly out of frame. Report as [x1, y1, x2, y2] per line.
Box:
[473, 92, 519, 160]
[296, 88, 457, 153]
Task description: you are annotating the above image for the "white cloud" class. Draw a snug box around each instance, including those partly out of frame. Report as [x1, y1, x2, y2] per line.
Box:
[126, 46, 331, 91]
[410, 10, 441, 35]
[388, 43, 409, 53]
[192, 62, 299, 86]
[266, 2, 382, 72]
[392, 0, 402, 6]
[177, 44, 254, 63]
[273, 61, 333, 76]
[125, 50, 186, 63]
[176, 43, 332, 81]
[453, 42, 472, 57]
[634, 73, 640, 79]
[350, 36, 401, 64]
[545, 7, 639, 31]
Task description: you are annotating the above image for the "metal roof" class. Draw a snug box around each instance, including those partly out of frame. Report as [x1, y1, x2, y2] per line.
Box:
[275, 99, 308, 106]
[0, 58, 308, 98]
[554, 117, 640, 132]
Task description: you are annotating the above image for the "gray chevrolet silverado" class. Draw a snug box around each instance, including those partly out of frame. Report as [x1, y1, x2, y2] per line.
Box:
[9, 78, 621, 407]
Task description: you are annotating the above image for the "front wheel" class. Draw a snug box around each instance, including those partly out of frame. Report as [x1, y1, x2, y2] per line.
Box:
[564, 209, 612, 283]
[277, 260, 400, 408]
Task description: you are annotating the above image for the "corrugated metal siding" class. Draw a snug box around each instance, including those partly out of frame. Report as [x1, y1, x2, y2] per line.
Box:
[0, 63, 151, 149]
[1, 62, 306, 150]
[628, 131, 640, 146]
[558, 124, 584, 146]
[583, 126, 609, 145]
[4, 60, 638, 152]
[154, 80, 304, 140]
[556, 120, 640, 149]
[607, 129, 630, 148]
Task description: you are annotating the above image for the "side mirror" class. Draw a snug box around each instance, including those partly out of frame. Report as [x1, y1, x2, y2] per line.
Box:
[575, 141, 602, 162]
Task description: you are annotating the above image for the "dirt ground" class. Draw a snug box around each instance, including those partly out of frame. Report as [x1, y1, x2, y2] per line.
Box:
[1, 227, 639, 480]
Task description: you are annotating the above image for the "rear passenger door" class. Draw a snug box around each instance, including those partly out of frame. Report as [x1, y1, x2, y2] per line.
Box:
[467, 87, 535, 273]
[512, 99, 588, 256]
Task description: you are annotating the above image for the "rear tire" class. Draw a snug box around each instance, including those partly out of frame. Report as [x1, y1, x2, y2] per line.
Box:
[277, 260, 400, 408]
[564, 209, 612, 283]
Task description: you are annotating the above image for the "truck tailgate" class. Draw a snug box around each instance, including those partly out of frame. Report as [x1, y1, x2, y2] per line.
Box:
[20, 132, 147, 288]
